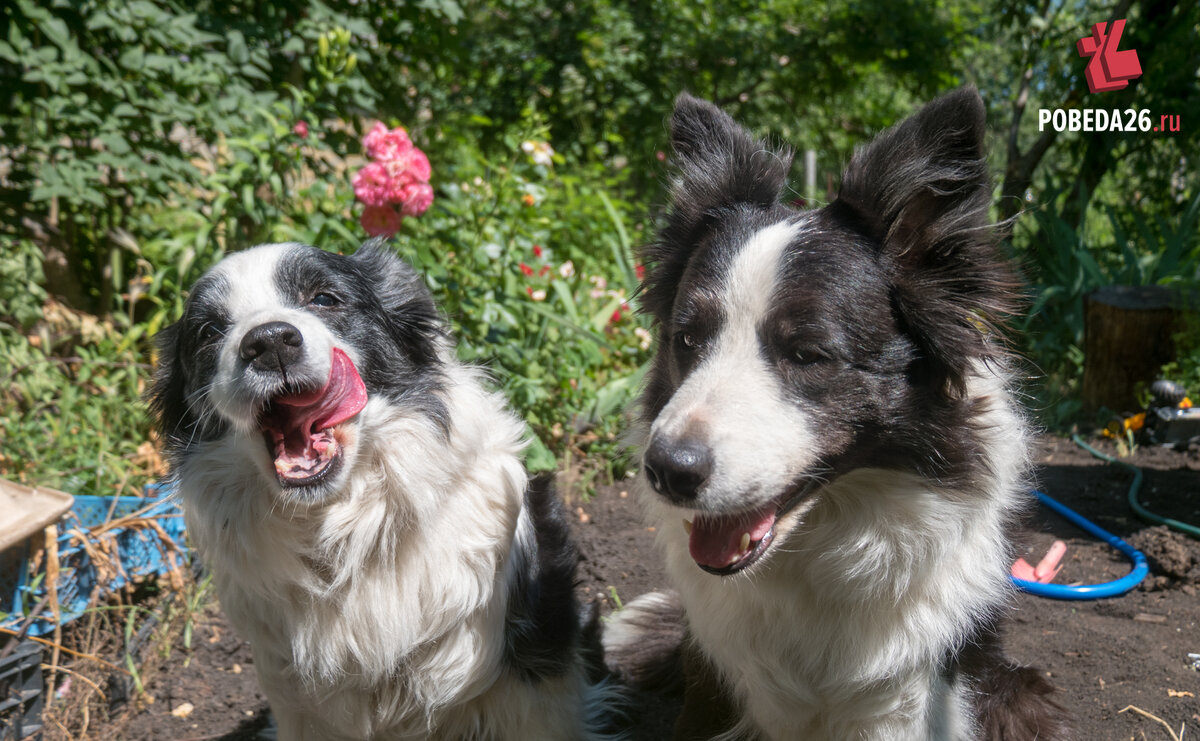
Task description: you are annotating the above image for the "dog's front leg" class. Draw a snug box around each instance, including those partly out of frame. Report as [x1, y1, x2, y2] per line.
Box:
[673, 638, 745, 741]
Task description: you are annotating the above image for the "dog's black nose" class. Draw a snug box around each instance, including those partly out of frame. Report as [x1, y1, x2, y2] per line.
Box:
[239, 321, 303, 372]
[643, 434, 712, 503]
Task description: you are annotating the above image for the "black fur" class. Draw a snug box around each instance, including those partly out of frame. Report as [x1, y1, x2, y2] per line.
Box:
[603, 591, 686, 695]
[503, 474, 585, 682]
[149, 272, 232, 453]
[950, 620, 1072, 739]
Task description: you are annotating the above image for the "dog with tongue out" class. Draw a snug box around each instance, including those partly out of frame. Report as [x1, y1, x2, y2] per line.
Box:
[151, 240, 619, 740]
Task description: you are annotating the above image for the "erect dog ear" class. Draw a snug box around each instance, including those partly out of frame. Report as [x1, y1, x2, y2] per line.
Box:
[350, 238, 445, 365]
[834, 86, 1018, 396]
[640, 95, 793, 323]
[667, 93, 792, 222]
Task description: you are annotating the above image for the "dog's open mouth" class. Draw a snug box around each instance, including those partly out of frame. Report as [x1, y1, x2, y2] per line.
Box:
[684, 482, 816, 575]
[258, 348, 367, 488]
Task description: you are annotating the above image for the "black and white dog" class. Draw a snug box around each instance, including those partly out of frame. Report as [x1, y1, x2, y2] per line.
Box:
[607, 89, 1070, 740]
[151, 241, 615, 740]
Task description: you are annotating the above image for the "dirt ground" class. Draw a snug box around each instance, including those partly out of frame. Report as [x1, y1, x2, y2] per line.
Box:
[52, 435, 1200, 740]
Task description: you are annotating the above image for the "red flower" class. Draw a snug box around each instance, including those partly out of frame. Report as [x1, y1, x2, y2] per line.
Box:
[539, 265, 550, 277]
[611, 308, 622, 323]
[293, 121, 309, 138]
[360, 205, 402, 238]
[635, 263, 646, 280]
[519, 263, 534, 277]
[533, 245, 543, 258]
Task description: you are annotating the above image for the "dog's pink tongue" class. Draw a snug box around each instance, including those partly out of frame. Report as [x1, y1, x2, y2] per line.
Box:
[274, 348, 367, 435]
[689, 503, 776, 569]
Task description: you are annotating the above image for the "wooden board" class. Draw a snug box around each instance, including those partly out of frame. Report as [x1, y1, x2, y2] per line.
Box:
[0, 479, 74, 552]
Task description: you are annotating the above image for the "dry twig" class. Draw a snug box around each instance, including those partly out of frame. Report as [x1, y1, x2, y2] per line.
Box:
[1120, 705, 1185, 741]
[0, 626, 130, 674]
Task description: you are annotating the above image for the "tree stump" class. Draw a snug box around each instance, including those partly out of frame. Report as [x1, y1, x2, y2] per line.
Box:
[1082, 285, 1183, 413]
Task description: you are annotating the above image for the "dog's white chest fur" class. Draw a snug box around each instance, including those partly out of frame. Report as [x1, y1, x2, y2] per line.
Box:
[179, 369, 585, 739]
[647, 373, 1026, 741]
[155, 242, 616, 740]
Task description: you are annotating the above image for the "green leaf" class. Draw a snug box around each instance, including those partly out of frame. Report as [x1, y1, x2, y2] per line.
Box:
[118, 46, 144, 70]
[589, 295, 623, 333]
[39, 16, 72, 50]
[227, 30, 248, 65]
[523, 430, 557, 472]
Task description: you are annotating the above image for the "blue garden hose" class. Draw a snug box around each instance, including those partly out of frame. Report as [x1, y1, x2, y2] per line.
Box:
[1011, 490, 1149, 600]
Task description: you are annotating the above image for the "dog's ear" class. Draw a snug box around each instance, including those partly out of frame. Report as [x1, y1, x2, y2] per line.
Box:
[147, 321, 190, 460]
[351, 238, 445, 365]
[834, 86, 1018, 396]
[667, 94, 792, 222]
[640, 95, 793, 323]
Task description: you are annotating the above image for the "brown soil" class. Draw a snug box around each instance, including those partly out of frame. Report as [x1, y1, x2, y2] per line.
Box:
[54, 436, 1200, 740]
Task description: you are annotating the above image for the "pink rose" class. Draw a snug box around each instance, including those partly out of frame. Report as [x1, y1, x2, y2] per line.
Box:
[360, 205, 402, 237]
[363, 122, 413, 161]
[293, 120, 309, 138]
[398, 183, 434, 217]
[352, 161, 392, 207]
[406, 149, 431, 183]
[354, 122, 434, 235]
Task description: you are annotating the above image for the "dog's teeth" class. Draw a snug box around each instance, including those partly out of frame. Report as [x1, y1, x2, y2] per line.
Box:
[739, 532, 751, 553]
[682, 519, 693, 535]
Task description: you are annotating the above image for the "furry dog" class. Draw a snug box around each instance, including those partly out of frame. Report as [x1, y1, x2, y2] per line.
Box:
[151, 241, 614, 740]
[605, 89, 1070, 740]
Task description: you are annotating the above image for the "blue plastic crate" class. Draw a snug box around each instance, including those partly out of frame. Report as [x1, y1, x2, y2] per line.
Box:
[0, 639, 43, 740]
[1, 485, 187, 638]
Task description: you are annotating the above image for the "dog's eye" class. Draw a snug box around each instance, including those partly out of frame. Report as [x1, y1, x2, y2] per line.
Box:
[199, 322, 224, 343]
[790, 346, 827, 366]
[676, 332, 702, 352]
[309, 292, 340, 307]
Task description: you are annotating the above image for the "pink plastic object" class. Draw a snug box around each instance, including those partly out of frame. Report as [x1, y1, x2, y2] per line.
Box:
[1011, 540, 1067, 583]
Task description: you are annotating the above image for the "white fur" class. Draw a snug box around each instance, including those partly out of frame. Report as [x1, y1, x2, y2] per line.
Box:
[648, 222, 816, 513]
[175, 245, 613, 740]
[640, 367, 1028, 741]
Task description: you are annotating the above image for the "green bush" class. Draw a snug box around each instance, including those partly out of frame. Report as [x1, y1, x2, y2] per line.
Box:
[401, 136, 651, 472]
[0, 0, 650, 492]
[4, 0, 1194, 497]
[276, 112, 652, 472]
[1014, 187, 1200, 425]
